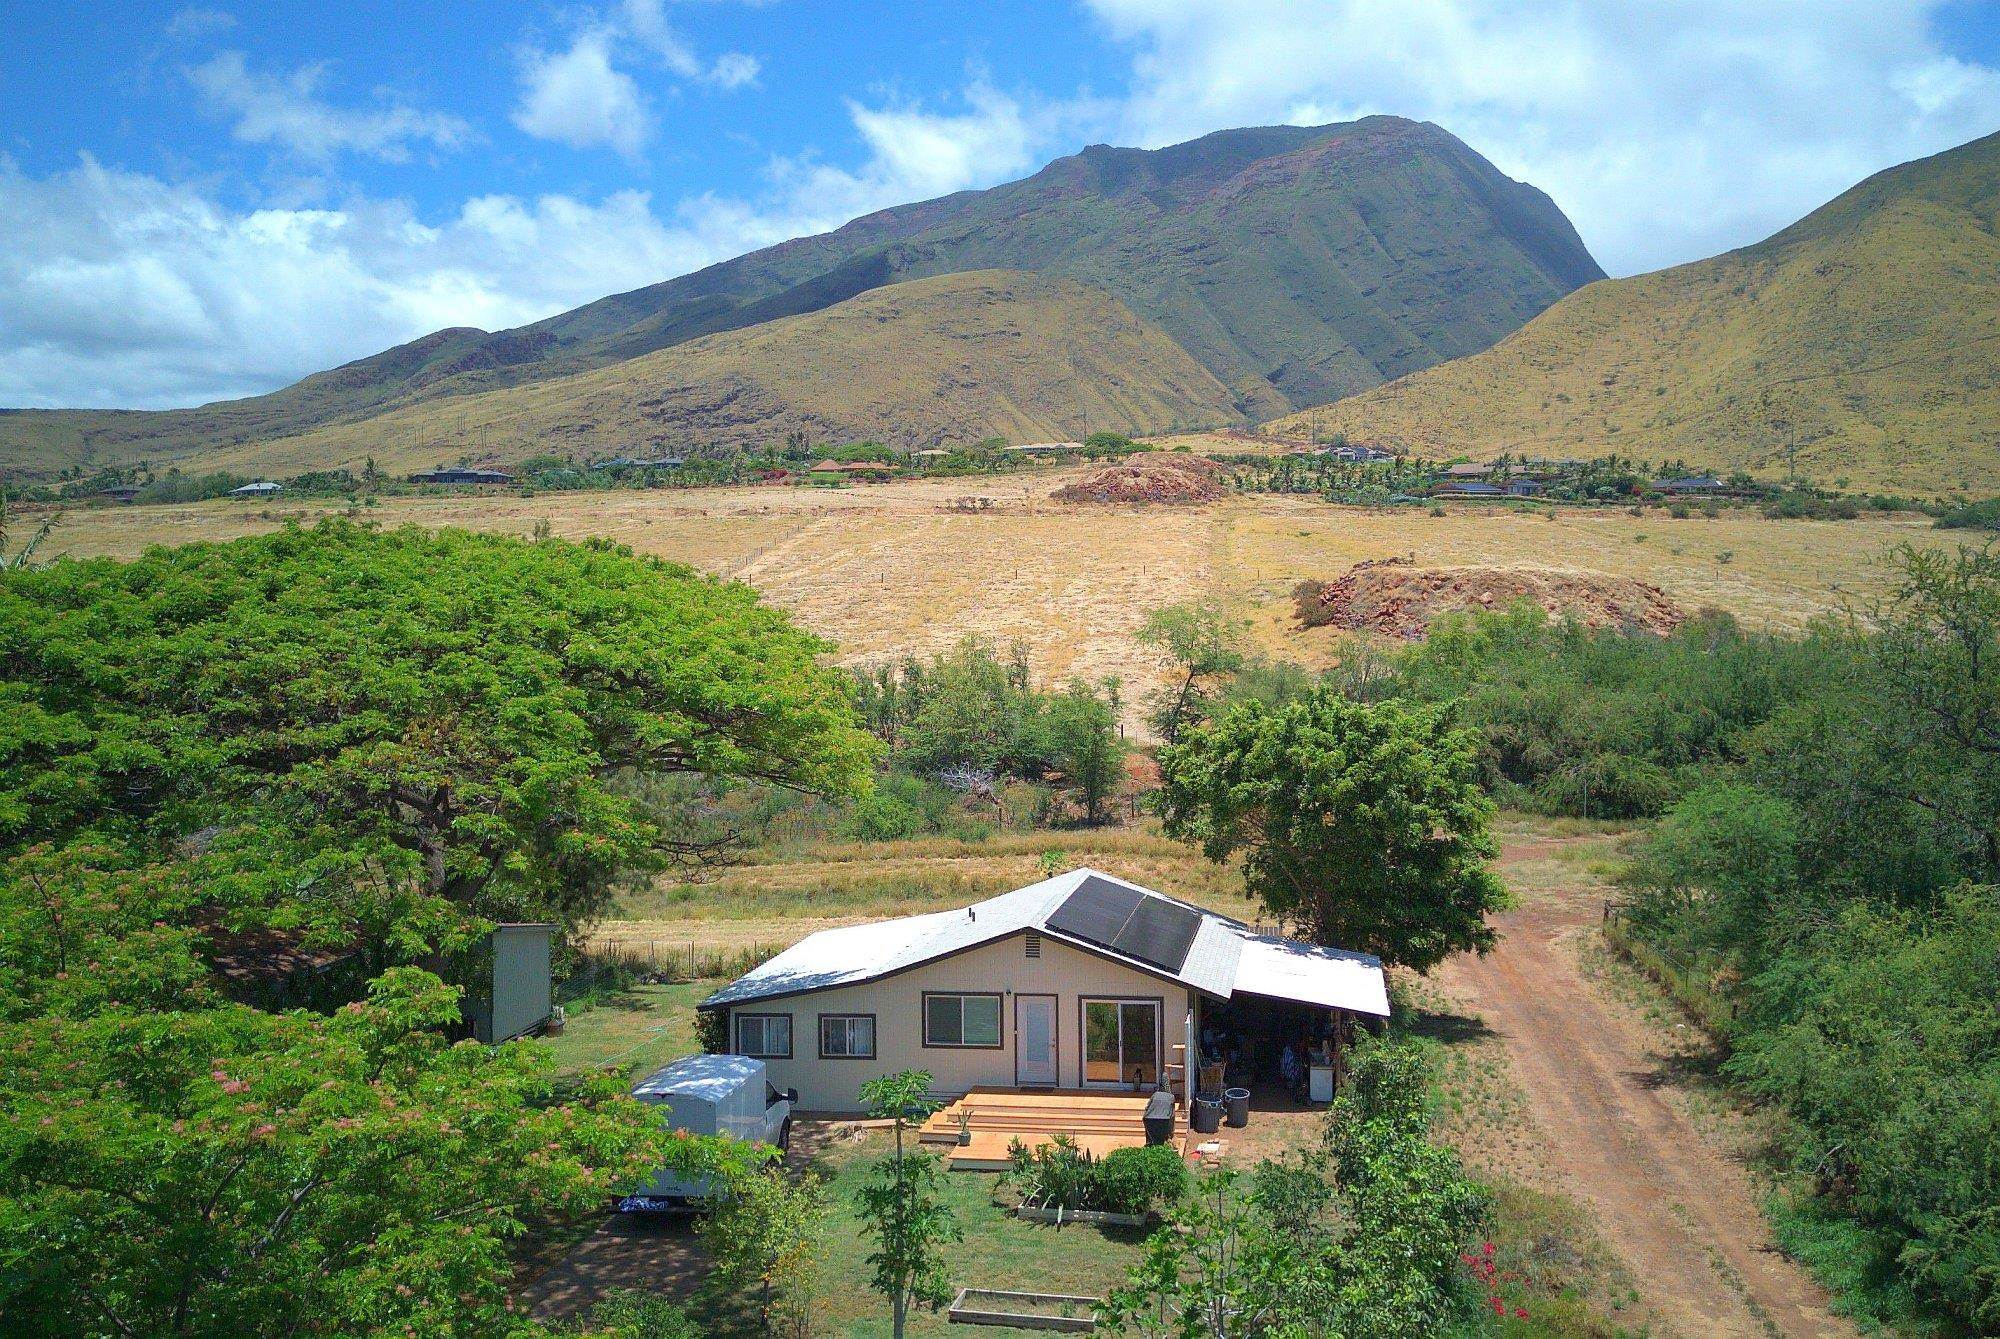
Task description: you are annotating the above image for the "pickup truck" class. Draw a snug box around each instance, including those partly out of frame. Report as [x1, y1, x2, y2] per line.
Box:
[618, 1054, 795, 1213]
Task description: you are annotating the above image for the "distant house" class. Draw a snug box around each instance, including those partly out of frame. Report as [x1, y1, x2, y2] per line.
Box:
[1441, 461, 1494, 479]
[1006, 442, 1082, 454]
[97, 485, 142, 502]
[809, 460, 895, 478]
[229, 481, 284, 497]
[1654, 475, 1726, 494]
[1314, 444, 1395, 463]
[1505, 479, 1544, 497]
[409, 468, 515, 486]
[591, 456, 685, 471]
[1434, 481, 1506, 498]
[910, 449, 952, 459]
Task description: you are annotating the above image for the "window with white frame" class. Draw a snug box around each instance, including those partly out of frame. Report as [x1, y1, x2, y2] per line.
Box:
[923, 992, 1002, 1048]
[734, 1012, 792, 1058]
[819, 1014, 876, 1058]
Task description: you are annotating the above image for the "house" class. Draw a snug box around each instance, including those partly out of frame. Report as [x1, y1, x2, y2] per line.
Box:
[699, 868, 1389, 1113]
[1441, 461, 1495, 479]
[1314, 445, 1395, 463]
[1006, 442, 1082, 454]
[808, 459, 895, 479]
[409, 468, 515, 485]
[1654, 475, 1726, 494]
[1434, 481, 1506, 498]
[229, 481, 283, 496]
[1505, 478, 1544, 497]
[591, 456, 685, 470]
[97, 485, 141, 502]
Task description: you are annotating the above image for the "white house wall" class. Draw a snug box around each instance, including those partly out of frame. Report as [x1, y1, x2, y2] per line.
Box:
[724, 930, 1196, 1112]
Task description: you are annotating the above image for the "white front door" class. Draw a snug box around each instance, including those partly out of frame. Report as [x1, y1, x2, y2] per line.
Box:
[1016, 995, 1057, 1087]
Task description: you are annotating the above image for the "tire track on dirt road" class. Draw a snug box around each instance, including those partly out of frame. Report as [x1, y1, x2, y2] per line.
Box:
[1439, 854, 1856, 1338]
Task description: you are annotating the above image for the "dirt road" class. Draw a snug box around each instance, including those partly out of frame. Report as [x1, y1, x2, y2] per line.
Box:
[1437, 842, 1856, 1338]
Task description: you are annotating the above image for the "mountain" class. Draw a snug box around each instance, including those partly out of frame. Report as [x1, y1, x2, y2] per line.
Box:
[0, 115, 1601, 478]
[173, 271, 1241, 475]
[1274, 131, 2000, 493]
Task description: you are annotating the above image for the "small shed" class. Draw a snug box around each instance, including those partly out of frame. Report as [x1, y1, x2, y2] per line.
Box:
[230, 481, 284, 496]
[463, 923, 555, 1043]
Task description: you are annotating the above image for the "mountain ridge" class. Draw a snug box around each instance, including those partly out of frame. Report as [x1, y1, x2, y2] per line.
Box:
[1273, 129, 2000, 493]
[0, 115, 1602, 478]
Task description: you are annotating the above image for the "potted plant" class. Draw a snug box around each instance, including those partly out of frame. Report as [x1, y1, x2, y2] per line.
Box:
[956, 1108, 974, 1146]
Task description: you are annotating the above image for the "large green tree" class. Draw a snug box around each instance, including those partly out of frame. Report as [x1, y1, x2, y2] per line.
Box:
[1156, 686, 1504, 969]
[0, 845, 711, 1337]
[0, 519, 876, 940]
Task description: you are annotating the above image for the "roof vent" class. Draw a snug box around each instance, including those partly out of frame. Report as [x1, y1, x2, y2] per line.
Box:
[1025, 932, 1041, 959]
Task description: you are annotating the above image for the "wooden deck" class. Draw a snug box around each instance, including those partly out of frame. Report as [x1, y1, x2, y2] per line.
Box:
[918, 1087, 1176, 1170]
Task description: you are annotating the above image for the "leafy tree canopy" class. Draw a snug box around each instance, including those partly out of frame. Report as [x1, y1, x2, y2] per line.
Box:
[1157, 685, 1505, 969]
[0, 519, 877, 945]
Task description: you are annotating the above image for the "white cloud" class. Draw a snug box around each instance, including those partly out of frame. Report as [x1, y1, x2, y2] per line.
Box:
[188, 51, 470, 163]
[622, 0, 762, 86]
[0, 157, 711, 407]
[1080, 0, 2000, 275]
[0, 80, 1062, 409]
[166, 7, 236, 40]
[511, 1, 762, 156]
[512, 30, 652, 156]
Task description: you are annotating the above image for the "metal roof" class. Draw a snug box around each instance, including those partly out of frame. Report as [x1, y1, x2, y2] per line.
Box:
[632, 1053, 765, 1103]
[700, 868, 1387, 1017]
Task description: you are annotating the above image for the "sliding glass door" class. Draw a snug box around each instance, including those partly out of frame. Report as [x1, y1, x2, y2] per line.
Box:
[1082, 998, 1161, 1088]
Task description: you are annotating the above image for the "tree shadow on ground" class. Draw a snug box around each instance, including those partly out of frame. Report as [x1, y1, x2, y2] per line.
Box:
[1401, 1006, 1497, 1048]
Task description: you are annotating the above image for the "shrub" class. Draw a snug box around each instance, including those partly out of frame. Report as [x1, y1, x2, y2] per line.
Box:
[1005, 1134, 1097, 1210]
[590, 1290, 703, 1339]
[1095, 1145, 1189, 1216]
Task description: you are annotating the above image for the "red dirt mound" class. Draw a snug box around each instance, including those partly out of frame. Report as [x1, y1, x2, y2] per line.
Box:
[1294, 557, 1686, 640]
[1052, 453, 1227, 505]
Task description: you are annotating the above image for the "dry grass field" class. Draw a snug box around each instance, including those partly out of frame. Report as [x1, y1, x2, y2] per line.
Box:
[39, 468, 1959, 731]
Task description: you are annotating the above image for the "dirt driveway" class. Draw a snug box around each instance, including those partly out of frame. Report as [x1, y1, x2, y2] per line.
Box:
[1437, 839, 1857, 1338]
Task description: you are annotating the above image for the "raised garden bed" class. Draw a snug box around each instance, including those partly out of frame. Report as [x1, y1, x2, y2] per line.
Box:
[1012, 1205, 1147, 1228]
[948, 1288, 1101, 1332]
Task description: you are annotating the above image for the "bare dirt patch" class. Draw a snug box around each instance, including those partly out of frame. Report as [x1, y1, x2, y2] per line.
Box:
[1052, 453, 1227, 505]
[1294, 557, 1688, 640]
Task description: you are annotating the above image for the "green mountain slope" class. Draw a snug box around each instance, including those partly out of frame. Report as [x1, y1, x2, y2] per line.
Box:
[0, 116, 1600, 478]
[1275, 131, 2000, 493]
[182, 271, 1241, 475]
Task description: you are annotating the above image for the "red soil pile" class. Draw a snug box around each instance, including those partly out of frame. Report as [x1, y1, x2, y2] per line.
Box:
[1294, 557, 1686, 640]
[1052, 453, 1228, 505]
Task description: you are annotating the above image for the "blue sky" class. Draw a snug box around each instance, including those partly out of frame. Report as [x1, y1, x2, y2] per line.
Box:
[4, 1, 1998, 409]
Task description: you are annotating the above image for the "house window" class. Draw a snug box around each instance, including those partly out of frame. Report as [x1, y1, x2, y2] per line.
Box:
[734, 1013, 792, 1058]
[924, 992, 1003, 1048]
[819, 1014, 876, 1059]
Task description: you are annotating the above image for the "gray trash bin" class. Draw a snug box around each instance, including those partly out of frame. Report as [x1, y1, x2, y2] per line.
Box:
[1190, 1095, 1223, 1134]
[1223, 1087, 1251, 1128]
[1143, 1090, 1176, 1145]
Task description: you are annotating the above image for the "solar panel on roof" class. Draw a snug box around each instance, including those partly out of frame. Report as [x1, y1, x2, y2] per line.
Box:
[1046, 877, 1143, 945]
[1117, 896, 1203, 973]
[1046, 875, 1203, 974]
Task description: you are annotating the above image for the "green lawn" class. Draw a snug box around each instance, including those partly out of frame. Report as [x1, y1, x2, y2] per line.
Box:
[711, 1131, 1149, 1339]
[541, 980, 720, 1078]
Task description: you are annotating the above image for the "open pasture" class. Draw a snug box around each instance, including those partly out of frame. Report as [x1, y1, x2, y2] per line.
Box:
[39, 470, 1957, 730]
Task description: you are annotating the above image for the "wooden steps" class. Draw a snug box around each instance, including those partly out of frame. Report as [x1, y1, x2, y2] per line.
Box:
[918, 1087, 1176, 1170]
